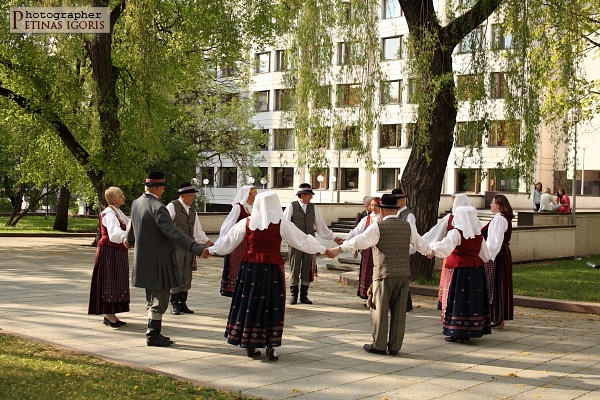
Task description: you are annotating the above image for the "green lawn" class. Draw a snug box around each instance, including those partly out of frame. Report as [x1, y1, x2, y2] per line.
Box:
[0, 215, 98, 233]
[0, 333, 251, 400]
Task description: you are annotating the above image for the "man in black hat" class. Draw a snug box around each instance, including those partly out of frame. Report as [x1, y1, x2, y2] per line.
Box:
[392, 188, 416, 311]
[166, 182, 214, 315]
[283, 183, 344, 305]
[126, 172, 206, 347]
[325, 194, 432, 356]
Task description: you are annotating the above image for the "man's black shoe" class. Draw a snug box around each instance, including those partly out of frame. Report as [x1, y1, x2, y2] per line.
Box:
[179, 303, 194, 314]
[171, 304, 181, 315]
[363, 344, 387, 355]
[147, 335, 173, 347]
[388, 349, 399, 356]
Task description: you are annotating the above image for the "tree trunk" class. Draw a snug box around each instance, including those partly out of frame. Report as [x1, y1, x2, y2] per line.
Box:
[53, 186, 71, 232]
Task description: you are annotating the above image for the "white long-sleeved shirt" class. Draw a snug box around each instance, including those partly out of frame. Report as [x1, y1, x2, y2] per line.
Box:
[166, 199, 210, 244]
[339, 215, 432, 256]
[422, 214, 452, 244]
[431, 230, 491, 262]
[395, 206, 417, 229]
[208, 218, 326, 256]
[102, 207, 129, 244]
[219, 203, 253, 237]
[345, 212, 379, 241]
[539, 193, 555, 211]
[283, 200, 337, 241]
[484, 213, 508, 260]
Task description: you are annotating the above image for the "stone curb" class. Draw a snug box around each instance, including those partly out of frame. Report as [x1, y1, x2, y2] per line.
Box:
[340, 271, 600, 315]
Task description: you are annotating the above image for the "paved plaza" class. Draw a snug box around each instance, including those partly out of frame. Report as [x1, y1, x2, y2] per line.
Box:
[1, 236, 599, 399]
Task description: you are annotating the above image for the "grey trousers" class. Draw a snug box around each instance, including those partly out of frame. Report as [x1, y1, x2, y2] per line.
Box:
[288, 247, 313, 286]
[370, 277, 410, 352]
[146, 289, 170, 320]
[170, 247, 194, 295]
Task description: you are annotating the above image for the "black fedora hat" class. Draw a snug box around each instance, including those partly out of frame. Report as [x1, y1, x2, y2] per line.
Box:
[296, 183, 315, 196]
[177, 182, 198, 194]
[379, 194, 401, 208]
[391, 188, 407, 198]
[142, 171, 166, 186]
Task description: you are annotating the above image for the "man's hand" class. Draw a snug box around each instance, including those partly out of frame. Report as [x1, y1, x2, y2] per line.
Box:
[200, 248, 210, 259]
[334, 237, 344, 245]
[206, 240, 214, 247]
[326, 247, 342, 258]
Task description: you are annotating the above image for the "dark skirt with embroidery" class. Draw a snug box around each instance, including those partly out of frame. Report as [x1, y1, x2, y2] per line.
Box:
[88, 245, 130, 315]
[224, 261, 285, 348]
[490, 244, 513, 323]
[220, 240, 248, 297]
[357, 248, 374, 299]
[441, 266, 491, 339]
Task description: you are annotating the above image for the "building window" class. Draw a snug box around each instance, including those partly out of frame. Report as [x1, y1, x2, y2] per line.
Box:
[336, 84, 362, 107]
[313, 126, 331, 149]
[334, 168, 359, 190]
[379, 168, 401, 191]
[342, 1, 352, 23]
[339, 126, 359, 149]
[274, 50, 288, 71]
[255, 52, 270, 73]
[455, 121, 483, 147]
[200, 167, 215, 184]
[488, 168, 519, 192]
[456, 74, 483, 101]
[490, 72, 509, 99]
[455, 169, 480, 193]
[381, 80, 402, 105]
[407, 79, 419, 103]
[491, 24, 512, 50]
[405, 123, 416, 148]
[274, 88, 294, 111]
[250, 167, 268, 185]
[383, 0, 402, 18]
[337, 42, 354, 65]
[219, 167, 237, 187]
[273, 129, 294, 150]
[382, 36, 402, 60]
[310, 169, 330, 190]
[257, 129, 269, 150]
[273, 167, 294, 188]
[379, 124, 401, 147]
[255, 90, 269, 112]
[488, 120, 520, 147]
[314, 85, 332, 108]
[218, 65, 237, 78]
[458, 27, 484, 53]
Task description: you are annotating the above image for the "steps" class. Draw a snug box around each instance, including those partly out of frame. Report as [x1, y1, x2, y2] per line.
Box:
[330, 217, 356, 233]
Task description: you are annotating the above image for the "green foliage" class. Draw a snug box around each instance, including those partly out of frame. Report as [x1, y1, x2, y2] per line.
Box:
[0, 215, 98, 233]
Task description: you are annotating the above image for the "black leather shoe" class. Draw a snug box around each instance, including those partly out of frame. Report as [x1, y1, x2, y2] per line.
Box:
[299, 296, 313, 304]
[388, 349, 399, 356]
[158, 333, 170, 341]
[363, 344, 387, 355]
[103, 317, 120, 328]
[179, 303, 194, 314]
[289, 294, 298, 305]
[115, 320, 126, 326]
[246, 348, 261, 358]
[147, 335, 173, 347]
[171, 304, 181, 315]
[266, 346, 279, 361]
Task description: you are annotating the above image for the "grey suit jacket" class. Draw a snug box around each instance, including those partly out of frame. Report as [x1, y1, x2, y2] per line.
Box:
[126, 193, 204, 290]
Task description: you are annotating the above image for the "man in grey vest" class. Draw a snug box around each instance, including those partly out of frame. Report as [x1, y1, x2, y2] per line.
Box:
[283, 183, 344, 305]
[126, 171, 206, 347]
[166, 182, 214, 315]
[392, 188, 415, 311]
[326, 194, 432, 355]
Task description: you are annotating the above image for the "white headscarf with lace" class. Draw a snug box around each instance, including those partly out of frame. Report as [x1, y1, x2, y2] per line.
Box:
[248, 192, 285, 231]
[451, 193, 474, 214]
[232, 186, 256, 206]
[451, 206, 482, 239]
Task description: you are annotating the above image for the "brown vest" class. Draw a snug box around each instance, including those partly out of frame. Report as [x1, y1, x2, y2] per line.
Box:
[291, 201, 315, 236]
[170, 200, 195, 238]
[372, 218, 411, 279]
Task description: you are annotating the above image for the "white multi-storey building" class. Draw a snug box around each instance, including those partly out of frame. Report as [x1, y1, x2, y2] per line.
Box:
[200, 0, 599, 209]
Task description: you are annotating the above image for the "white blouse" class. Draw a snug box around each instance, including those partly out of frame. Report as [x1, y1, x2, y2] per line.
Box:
[101, 207, 129, 244]
[432, 230, 491, 262]
[485, 214, 509, 260]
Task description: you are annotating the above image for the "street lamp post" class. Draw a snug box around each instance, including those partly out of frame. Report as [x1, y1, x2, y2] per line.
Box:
[202, 178, 209, 212]
[248, 176, 255, 186]
[580, 141, 587, 195]
[330, 175, 336, 203]
[397, 171, 402, 188]
[317, 175, 324, 203]
[260, 177, 267, 190]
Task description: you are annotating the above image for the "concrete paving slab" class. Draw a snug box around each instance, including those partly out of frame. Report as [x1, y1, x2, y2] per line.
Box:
[1, 236, 600, 400]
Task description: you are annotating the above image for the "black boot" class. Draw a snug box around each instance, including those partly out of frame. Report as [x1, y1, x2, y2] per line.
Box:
[300, 285, 313, 304]
[146, 319, 173, 347]
[178, 292, 194, 314]
[170, 294, 181, 315]
[289, 285, 298, 305]
[406, 292, 413, 312]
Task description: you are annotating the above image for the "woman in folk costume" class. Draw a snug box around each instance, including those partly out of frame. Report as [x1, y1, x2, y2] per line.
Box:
[219, 185, 257, 297]
[431, 206, 492, 342]
[481, 194, 514, 329]
[422, 194, 474, 309]
[345, 197, 382, 302]
[88, 187, 130, 327]
[204, 192, 326, 361]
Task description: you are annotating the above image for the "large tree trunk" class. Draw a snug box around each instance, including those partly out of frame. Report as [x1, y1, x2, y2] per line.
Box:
[53, 186, 71, 232]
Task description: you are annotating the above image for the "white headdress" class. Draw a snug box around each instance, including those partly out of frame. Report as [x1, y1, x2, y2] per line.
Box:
[452, 193, 474, 214]
[248, 192, 285, 231]
[451, 206, 482, 239]
[232, 185, 255, 206]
